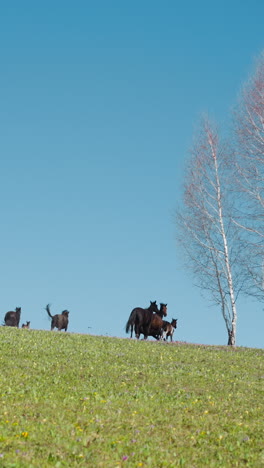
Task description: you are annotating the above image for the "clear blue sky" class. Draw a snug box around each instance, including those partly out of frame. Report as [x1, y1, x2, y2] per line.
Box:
[0, 1, 263, 348]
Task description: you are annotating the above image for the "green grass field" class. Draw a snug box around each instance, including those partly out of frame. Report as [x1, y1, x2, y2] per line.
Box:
[0, 327, 263, 467]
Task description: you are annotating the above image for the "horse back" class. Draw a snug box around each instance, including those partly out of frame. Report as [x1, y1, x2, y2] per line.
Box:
[4, 311, 20, 327]
[52, 313, 69, 331]
[4, 311, 14, 320]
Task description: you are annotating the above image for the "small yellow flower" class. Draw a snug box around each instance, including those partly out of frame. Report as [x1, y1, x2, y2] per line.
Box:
[21, 432, 28, 438]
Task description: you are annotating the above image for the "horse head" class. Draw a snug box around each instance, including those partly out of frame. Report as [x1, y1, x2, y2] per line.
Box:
[171, 318, 178, 328]
[149, 301, 159, 314]
[62, 310, 70, 317]
[160, 303, 168, 317]
[15, 307, 21, 326]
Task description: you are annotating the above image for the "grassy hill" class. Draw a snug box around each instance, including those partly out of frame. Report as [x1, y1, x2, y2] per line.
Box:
[0, 327, 263, 467]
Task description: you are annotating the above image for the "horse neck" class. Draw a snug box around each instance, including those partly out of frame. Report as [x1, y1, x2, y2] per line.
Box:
[156, 310, 164, 318]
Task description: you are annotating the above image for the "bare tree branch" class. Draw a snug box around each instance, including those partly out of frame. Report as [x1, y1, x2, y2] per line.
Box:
[233, 52, 264, 299]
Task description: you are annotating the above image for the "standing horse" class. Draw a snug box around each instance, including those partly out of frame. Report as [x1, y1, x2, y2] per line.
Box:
[125, 301, 159, 339]
[148, 303, 168, 340]
[46, 304, 69, 331]
[4, 307, 21, 327]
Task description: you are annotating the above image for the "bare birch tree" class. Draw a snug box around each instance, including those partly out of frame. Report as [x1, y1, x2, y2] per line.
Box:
[176, 119, 241, 345]
[233, 52, 264, 300]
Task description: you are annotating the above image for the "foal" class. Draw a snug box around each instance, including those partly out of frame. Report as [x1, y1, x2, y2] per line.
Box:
[161, 318, 178, 342]
[22, 321, 30, 329]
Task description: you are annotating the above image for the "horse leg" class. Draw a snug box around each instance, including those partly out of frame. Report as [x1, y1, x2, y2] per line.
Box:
[134, 322, 140, 339]
[137, 314, 146, 339]
[152, 326, 163, 340]
[142, 322, 148, 339]
[144, 320, 154, 340]
[131, 323, 137, 338]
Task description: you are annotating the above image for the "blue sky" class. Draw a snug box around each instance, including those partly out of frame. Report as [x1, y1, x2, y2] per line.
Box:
[0, 1, 263, 347]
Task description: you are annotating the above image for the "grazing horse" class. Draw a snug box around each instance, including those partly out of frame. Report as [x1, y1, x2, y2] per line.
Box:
[125, 301, 159, 339]
[161, 318, 178, 342]
[148, 303, 168, 340]
[22, 321, 30, 329]
[46, 304, 69, 331]
[4, 307, 21, 327]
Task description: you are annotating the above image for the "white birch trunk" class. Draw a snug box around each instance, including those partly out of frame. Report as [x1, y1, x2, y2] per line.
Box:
[210, 133, 237, 345]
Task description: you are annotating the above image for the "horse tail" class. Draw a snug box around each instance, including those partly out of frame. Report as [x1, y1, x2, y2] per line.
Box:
[125, 319, 130, 334]
[125, 309, 137, 334]
[45, 304, 53, 319]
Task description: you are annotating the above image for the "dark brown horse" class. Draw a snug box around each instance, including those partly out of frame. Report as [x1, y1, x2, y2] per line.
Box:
[4, 307, 21, 327]
[148, 303, 168, 340]
[46, 304, 69, 331]
[125, 301, 159, 339]
[161, 318, 178, 342]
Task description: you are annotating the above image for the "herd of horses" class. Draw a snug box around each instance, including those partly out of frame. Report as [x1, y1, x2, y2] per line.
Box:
[2, 300, 177, 341]
[2, 305, 69, 331]
[125, 300, 178, 341]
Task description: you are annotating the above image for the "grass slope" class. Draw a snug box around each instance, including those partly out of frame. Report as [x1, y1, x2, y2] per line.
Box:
[0, 327, 263, 467]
